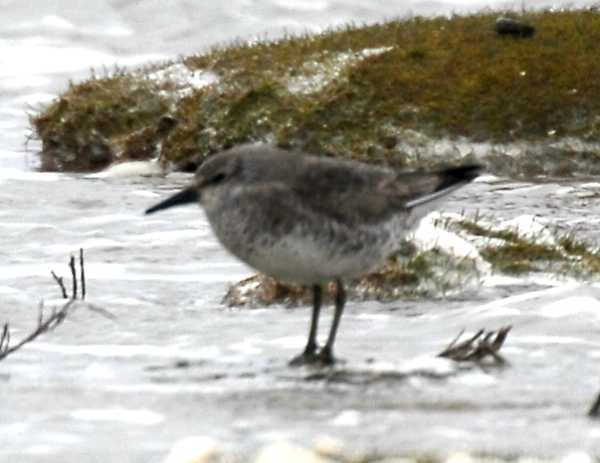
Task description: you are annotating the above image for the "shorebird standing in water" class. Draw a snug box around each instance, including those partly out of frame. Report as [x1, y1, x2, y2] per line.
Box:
[146, 144, 481, 366]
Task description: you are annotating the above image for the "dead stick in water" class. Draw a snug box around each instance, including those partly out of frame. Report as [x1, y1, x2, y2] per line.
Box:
[0, 300, 75, 361]
[69, 255, 77, 299]
[79, 248, 86, 300]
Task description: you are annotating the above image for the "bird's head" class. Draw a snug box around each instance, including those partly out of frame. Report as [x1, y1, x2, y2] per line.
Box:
[145, 152, 241, 215]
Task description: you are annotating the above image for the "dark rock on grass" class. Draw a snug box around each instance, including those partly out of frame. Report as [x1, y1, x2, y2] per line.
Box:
[495, 16, 535, 38]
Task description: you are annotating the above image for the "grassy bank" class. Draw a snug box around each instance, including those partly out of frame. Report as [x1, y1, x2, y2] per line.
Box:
[31, 9, 600, 175]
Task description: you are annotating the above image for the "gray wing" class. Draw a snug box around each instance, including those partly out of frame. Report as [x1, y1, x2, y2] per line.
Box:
[290, 157, 481, 225]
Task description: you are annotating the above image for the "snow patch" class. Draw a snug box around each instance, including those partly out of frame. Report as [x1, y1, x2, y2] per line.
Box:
[499, 214, 556, 245]
[539, 296, 600, 319]
[287, 47, 393, 95]
[71, 407, 163, 425]
[148, 63, 219, 98]
[412, 212, 491, 275]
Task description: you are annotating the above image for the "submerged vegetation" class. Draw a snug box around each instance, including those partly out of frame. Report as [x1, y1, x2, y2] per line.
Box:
[30, 8, 600, 176]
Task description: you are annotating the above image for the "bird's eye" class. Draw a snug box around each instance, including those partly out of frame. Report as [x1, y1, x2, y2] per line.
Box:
[209, 173, 226, 184]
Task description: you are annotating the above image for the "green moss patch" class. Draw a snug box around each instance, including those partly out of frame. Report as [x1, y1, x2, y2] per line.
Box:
[32, 69, 172, 171]
[449, 215, 600, 277]
[29, 9, 600, 174]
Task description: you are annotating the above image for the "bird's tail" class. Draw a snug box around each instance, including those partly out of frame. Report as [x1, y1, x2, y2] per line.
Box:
[404, 164, 483, 209]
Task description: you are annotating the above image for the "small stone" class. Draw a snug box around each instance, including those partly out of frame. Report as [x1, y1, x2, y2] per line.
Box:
[495, 17, 535, 38]
[163, 436, 221, 463]
[254, 441, 333, 463]
[381, 135, 398, 149]
[156, 115, 178, 137]
[313, 435, 344, 459]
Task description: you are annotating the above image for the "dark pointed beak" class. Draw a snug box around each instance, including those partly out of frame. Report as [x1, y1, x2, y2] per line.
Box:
[145, 186, 199, 214]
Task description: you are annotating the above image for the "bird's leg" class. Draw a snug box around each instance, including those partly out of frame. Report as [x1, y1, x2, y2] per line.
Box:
[289, 284, 322, 366]
[316, 279, 346, 365]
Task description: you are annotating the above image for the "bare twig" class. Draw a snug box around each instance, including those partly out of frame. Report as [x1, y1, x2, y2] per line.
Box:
[79, 248, 86, 300]
[438, 326, 512, 364]
[0, 250, 92, 362]
[0, 300, 75, 361]
[50, 271, 68, 299]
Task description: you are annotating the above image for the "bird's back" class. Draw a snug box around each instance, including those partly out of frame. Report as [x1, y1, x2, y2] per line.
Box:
[227, 145, 479, 227]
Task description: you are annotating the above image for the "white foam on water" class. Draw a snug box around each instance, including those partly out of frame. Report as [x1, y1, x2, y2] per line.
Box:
[228, 339, 263, 356]
[264, 335, 305, 349]
[412, 212, 491, 274]
[40, 15, 76, 30]
[129, 228, 205, 244]
[44, 238, 125, 254]
[538, 296, 600, 320]
[331, 409, 361, 427]
[81, 362, 117, 380]
[70, 407, 164, 425]
[24, 445, 58, 455]
[0, 168, 62, 182]
[355, 313, 391, 321]
[399, 354, 457, 377]
[516, 335, 594, 345]
[454, 371, 497, 387]
[32, 342, 221, 359]
[74, 213, 138, 226]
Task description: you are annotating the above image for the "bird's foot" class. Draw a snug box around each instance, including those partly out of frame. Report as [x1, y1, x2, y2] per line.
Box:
[314, 345, 336, 366]
[289, 343, 320, 367]
[289, 345, 338, 367]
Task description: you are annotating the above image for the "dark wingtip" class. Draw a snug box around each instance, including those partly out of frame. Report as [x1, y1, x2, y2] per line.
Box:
[145, 187, 198, 215]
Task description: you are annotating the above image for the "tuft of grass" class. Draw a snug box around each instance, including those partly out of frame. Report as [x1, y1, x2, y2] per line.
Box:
[31, 69, 171, 171]
[450, 214, 600, 277]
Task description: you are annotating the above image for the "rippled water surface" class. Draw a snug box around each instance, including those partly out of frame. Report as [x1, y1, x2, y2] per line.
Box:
[3, 1, 600, 462]
[3, 171, 600, 461]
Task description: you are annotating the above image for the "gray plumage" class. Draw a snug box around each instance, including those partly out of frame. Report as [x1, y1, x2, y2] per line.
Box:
[146, 143, 482, 365]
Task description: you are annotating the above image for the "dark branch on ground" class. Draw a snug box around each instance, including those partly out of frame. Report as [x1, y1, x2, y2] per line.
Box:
[0, 300, 76, 361]
[438, 325, 512, 364]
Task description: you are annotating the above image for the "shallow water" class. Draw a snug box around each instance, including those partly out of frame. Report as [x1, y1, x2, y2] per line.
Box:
[3, 1, 600, 462]
[3, 171, 600, 461]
